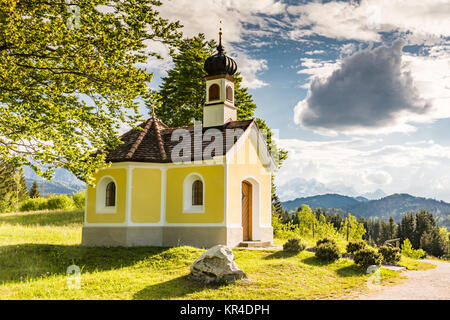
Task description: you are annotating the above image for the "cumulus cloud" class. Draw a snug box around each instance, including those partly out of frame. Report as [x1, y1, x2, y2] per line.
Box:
[294, 40, 432, 135]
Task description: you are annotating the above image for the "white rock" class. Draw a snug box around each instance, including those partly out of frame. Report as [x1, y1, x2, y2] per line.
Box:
[189, 245, 247, 283]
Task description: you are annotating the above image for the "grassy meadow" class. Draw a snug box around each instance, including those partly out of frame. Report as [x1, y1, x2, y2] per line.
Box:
[0, 209, 435, 300]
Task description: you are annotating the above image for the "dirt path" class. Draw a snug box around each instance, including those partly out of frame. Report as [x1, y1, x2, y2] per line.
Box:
[355, 260, 450, 300]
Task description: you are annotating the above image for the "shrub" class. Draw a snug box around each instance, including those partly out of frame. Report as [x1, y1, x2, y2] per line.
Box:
[46, 195, 74, 210]
[346, 241, 366, 255]
[316, 238, 336, 247]
[401, 239, 426, 259]
[283, 238, 306, 253]
[315, 242, 340, 262]
[353, 248, 382, 269]
[72, 191, 85, 209]
[378, 246, 401, 263]
[19, 198, 47, 212]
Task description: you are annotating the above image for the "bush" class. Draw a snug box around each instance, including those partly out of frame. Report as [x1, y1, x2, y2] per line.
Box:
[315, 242, 340, 262]
[401, 239, 426, 259]
[346, 241, 366, 255]
[353, 248, 382, 269]
[46, 195, 74, 210]
[283, 238, 306, 253]
[316, 238, 336, 247]
[72, 191, 85, 209]
[378, 246, 401, 263]
[19, 198, 47, 212]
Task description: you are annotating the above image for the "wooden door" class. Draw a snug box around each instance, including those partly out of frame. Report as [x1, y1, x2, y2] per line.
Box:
[241, 181, 252, 241]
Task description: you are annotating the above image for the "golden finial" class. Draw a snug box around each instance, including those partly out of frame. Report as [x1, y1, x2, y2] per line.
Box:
[151, 105, 156, 118]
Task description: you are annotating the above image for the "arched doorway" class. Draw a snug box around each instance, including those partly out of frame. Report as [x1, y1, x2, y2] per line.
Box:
[241, 180, 252, 241]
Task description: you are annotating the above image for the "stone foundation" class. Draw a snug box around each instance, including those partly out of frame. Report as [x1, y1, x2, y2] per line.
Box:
[82, 225, 273, 248]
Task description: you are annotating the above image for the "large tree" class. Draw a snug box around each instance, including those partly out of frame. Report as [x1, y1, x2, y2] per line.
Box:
[146, 34, 287, 168]
[0, 0, 181, 182]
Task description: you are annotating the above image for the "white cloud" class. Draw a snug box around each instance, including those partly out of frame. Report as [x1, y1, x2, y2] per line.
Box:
[287, 0, 450, 43]
[293, 40, 450, 135]
[234, 51, 269, 88]
[148, 0, 285, 87]
[274, 137, 450, 202]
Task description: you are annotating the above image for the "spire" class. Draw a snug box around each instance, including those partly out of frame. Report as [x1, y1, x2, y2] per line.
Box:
[204, 20, 237, 76]
[217, 20, 224, 54]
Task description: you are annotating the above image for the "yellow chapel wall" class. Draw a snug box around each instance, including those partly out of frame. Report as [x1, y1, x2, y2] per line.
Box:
[86, 168, 127, 223]
[130, 168, 161, 223]
[165, 165, 225, 223]
[227, 136, 272, 226]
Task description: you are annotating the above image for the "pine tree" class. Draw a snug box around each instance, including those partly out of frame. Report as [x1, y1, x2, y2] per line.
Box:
[0, 162, 28, 213]
[29, 181, 40, 198]
[398, 212, 417, 247]
[388, 216, 397, 239]
[148, 34, 257, 127]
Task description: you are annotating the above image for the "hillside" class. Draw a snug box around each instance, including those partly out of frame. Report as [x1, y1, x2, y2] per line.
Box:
[282, 194, 361, 211]
[282, 193, 450, 229]
[23, 167, 85, 195]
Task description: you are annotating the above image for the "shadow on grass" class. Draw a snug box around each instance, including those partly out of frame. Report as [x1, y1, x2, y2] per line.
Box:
[301, 256, 337, 266]
[335, 265, 366, 277]
[0, 210, 83, 226]
[263, 251, 299, 260]
[0, 243, 174, 285]
[133, 275, 230, 300]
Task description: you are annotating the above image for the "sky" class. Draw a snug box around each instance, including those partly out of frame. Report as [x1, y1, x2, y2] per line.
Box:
[142, 0, 450, 202]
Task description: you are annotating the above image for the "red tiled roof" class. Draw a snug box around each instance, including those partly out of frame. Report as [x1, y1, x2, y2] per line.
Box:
[105, 118, 254, 163]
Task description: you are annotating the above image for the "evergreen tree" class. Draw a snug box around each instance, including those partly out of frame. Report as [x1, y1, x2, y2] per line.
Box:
[388, 216, 397, 239]
[29, 180, 40, 198]
[414, 209, 436, 248]
[0, 162, 28, 213]
[398, 212, 416, 247]
[149, 34, 257, 127]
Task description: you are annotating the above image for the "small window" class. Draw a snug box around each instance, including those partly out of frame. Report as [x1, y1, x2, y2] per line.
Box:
[209, 84, 220, 101]
[192, 180, 203, 206]
[183, 173, 204, 213]
[105, 182, 116, 207]
[226, 85, 233, 102]
[96, 176, 117, 214]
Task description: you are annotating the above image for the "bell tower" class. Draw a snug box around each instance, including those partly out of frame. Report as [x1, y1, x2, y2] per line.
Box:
[203, 24, 238, 127]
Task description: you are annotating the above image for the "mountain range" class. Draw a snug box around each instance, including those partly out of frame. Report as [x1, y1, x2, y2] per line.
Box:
[22, 167, 85, 195]
[282, 193, 450, 229]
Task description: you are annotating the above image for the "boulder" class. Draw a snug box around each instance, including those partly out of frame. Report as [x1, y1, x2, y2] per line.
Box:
[189, 245, 247, 283]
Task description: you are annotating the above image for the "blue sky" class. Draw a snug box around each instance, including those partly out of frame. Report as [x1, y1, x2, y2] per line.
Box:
[144, 0, 450, 202]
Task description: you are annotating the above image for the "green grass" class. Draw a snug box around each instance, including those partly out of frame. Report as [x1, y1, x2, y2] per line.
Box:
[399, 256, 437, 270]
[0, 209, 432, 300]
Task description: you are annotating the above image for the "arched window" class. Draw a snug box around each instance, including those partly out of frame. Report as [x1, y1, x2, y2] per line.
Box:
[105, 182, 116, 207]
[192, 180, 203, 206]
[183, 173, 204, 213]
[226, 85, 233, 102]
[209, 83, 220, 101]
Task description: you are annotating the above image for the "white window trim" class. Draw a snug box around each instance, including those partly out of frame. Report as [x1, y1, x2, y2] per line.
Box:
[183, 173, 205, 214]
[96, 176, 117, 214]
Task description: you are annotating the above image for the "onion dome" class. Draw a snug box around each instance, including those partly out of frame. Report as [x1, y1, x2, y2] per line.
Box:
[204, 26, 237, 76]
